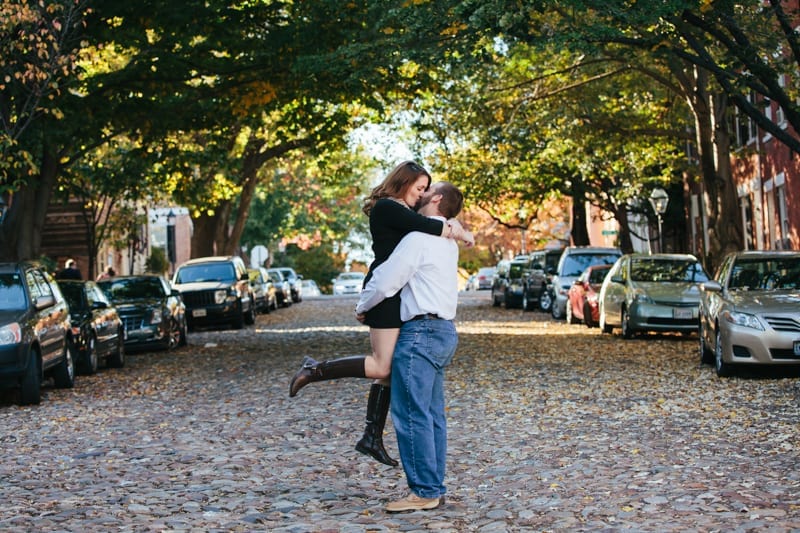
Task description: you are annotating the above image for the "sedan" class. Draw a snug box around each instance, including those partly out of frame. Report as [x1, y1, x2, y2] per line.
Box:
[332, 272, 365, 295]
[699, 251, 800, 377]
[300, 279, 322, 297]
[98, 275, 188, 352]
[599, 253, 709, 338]
[248, 267, 277, 313]
[59, 280, 125, 374]
[565, 264, 611, 327]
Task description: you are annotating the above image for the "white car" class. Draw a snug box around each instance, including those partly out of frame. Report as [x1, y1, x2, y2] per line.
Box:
[300, 279, 322, 297]
[332, 272, 365, 295]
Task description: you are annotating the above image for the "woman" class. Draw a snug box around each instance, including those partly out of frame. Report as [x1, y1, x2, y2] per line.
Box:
[289, 161, 473, 466]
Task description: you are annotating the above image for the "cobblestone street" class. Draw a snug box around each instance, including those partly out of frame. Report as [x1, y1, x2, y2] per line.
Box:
[2, 290, 799, 532]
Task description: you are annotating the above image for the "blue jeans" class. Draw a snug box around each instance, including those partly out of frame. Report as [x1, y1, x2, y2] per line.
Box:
[391, 318, 458, 499]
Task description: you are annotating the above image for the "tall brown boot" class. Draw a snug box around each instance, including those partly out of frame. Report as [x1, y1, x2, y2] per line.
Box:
[289, 355, 366, 397]
[355, 384, 398, 467]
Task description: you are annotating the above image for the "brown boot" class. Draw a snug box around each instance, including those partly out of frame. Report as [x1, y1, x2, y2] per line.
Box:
[289, 355, 366, 397]
[355, 384, 398, 466]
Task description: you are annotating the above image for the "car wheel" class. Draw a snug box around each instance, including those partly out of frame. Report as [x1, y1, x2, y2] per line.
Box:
[19, 348, 41, 405]
[178, 321, 188, 347]
[52, 341, 76, 389]
[81, 335, 98, 375]
[621, 307, 634, 339]
[538, 290, 552, 313]
[491, 289, 500, 307]
[504, 290, 514, 309]
[521, 291, 530, 311]
[714, 327, 735, 377]
[168, 319, 182, 350]
[107, 331, 125, 368]
[244, 299, 256, 325]
[583, 302, 595, 328]
[551, 299, 564, 320]
[699, 320, 714, 365]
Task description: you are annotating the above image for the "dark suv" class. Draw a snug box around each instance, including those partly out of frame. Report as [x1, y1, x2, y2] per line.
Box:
[173, 256, 256, 330]
[0, 262, 76, 404]
[521, 248, 565, 311]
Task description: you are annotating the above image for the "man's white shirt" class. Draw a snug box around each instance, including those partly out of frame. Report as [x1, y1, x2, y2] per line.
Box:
[356, 216, 459, 321]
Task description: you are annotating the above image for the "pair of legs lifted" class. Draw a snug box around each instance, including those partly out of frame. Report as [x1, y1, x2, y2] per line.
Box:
[289, 328, 399, 466]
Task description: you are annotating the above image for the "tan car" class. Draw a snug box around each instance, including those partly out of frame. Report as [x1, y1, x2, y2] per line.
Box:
[699, 251, 800, 377]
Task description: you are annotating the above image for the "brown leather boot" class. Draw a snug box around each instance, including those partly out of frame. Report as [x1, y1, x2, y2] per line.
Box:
[289, 355, 366, 397]
[355, 384, 398, 466]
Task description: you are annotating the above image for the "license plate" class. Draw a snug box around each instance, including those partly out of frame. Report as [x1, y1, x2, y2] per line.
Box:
[673, 308, 692, 319]
[794, 341, 800, 356]
[193, 308, 207, 317]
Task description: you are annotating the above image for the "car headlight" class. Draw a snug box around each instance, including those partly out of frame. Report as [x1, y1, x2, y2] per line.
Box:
[721, 310, 764, 330]
[632, 289, 654, 304]
[0, 323, 22, 345]
[149, 308, 163, 324]
[214, 290, 228, 304]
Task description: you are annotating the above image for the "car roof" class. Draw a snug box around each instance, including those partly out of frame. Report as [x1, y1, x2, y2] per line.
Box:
[179, 256, 239, 266]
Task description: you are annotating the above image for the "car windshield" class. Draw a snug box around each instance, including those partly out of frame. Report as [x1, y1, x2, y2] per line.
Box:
[509, 263, 526, 277]
[729, 257, 800, 290]
[630, 258, 709, 283]
[98, 278, 166, 300]
[278, 269, 296, 280]
[175, 263, 236, 283]
[562, 253, 620, 277]
[0, 273, 26, 310]
[588, 267, 611, 284]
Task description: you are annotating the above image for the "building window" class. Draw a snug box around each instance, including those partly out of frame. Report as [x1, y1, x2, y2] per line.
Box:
[739, 193, 756, 251]
[776, 182, 789, 249]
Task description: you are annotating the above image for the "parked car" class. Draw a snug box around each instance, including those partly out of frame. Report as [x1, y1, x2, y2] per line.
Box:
[521, 247, 564, 311]
[599, 253, 709, 338]
[491, 257, 529, 309]
[0, 262, 75, 405]
[464, 274, 478, 291]
[98, 275, 188, 351]
[271, 267, 302, 303]
[474, 266, 497, 290]
[565, 264, 612, 327]
[699, 251, 800, 377]
[332, 272, 366, 295]
[173, 256, 256, 330]
[490, 260, 511, 306]
[551, 246, 622, 319]
[59, 280, 125, 374]
[267, 269, 293, 307]
[248, 267, 277, 313]
[300, 279, 322, 297]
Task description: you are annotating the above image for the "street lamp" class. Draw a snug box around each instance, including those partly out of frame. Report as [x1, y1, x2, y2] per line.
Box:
[649, 188, 669, 252]
[166, 209, 176, 275]
[518, 207, 528, 256]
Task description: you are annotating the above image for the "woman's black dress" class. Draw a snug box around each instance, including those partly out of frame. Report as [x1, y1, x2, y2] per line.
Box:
[362, 198, 444, 329]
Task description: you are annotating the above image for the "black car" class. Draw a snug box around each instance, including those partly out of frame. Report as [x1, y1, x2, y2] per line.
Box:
[270, 267, 302, 303]
[0, 262, 75, 405]
[491, 257, 529, 309]
[172, 256, 256, 330]
[98, 275, 188, 351]
[521, 248, 565, 311]
[59, 280, 125, 374]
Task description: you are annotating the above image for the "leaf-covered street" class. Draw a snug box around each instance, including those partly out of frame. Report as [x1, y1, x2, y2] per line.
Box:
[2, 291, 799, 532]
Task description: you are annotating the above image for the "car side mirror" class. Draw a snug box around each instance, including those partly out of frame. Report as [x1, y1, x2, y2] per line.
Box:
[34, 294, 55, 310]
[546, 267, 556, 275]
[701, 280, 722, 293]
[610, 275, 624, 284]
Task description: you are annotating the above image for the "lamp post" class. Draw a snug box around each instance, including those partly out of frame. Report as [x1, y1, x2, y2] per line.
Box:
[166, 209, 176, 275]
[648, 188, 669, 253]
[518, 207, 528, 256]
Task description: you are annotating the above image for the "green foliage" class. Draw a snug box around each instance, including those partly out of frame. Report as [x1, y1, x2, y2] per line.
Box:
[145, 246, 169, 275]
[274, 243, 345, 294]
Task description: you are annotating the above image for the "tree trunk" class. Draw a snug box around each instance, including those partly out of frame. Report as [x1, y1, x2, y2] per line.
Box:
[570, 179, 590, 245]
[615, 207, 635, 253]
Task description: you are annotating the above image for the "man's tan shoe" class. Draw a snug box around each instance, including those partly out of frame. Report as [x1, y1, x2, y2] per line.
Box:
[385, 493, 441, 512]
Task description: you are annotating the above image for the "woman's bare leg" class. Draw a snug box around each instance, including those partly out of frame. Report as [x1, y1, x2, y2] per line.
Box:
[364, 327, 399, 384]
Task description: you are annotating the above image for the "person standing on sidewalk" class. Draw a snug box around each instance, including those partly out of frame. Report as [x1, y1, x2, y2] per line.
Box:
[355, 181, 464, 512]
[288, 162, 473, 468]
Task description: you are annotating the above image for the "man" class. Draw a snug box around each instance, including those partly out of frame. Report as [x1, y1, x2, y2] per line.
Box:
[56, 259, 82, 280]
[355, 181, 464, 513]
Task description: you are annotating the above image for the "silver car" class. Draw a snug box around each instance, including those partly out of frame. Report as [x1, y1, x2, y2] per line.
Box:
[599, 253, 709, 338]
[699, 251, 800, 377]
[332, 272, 365, 295]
